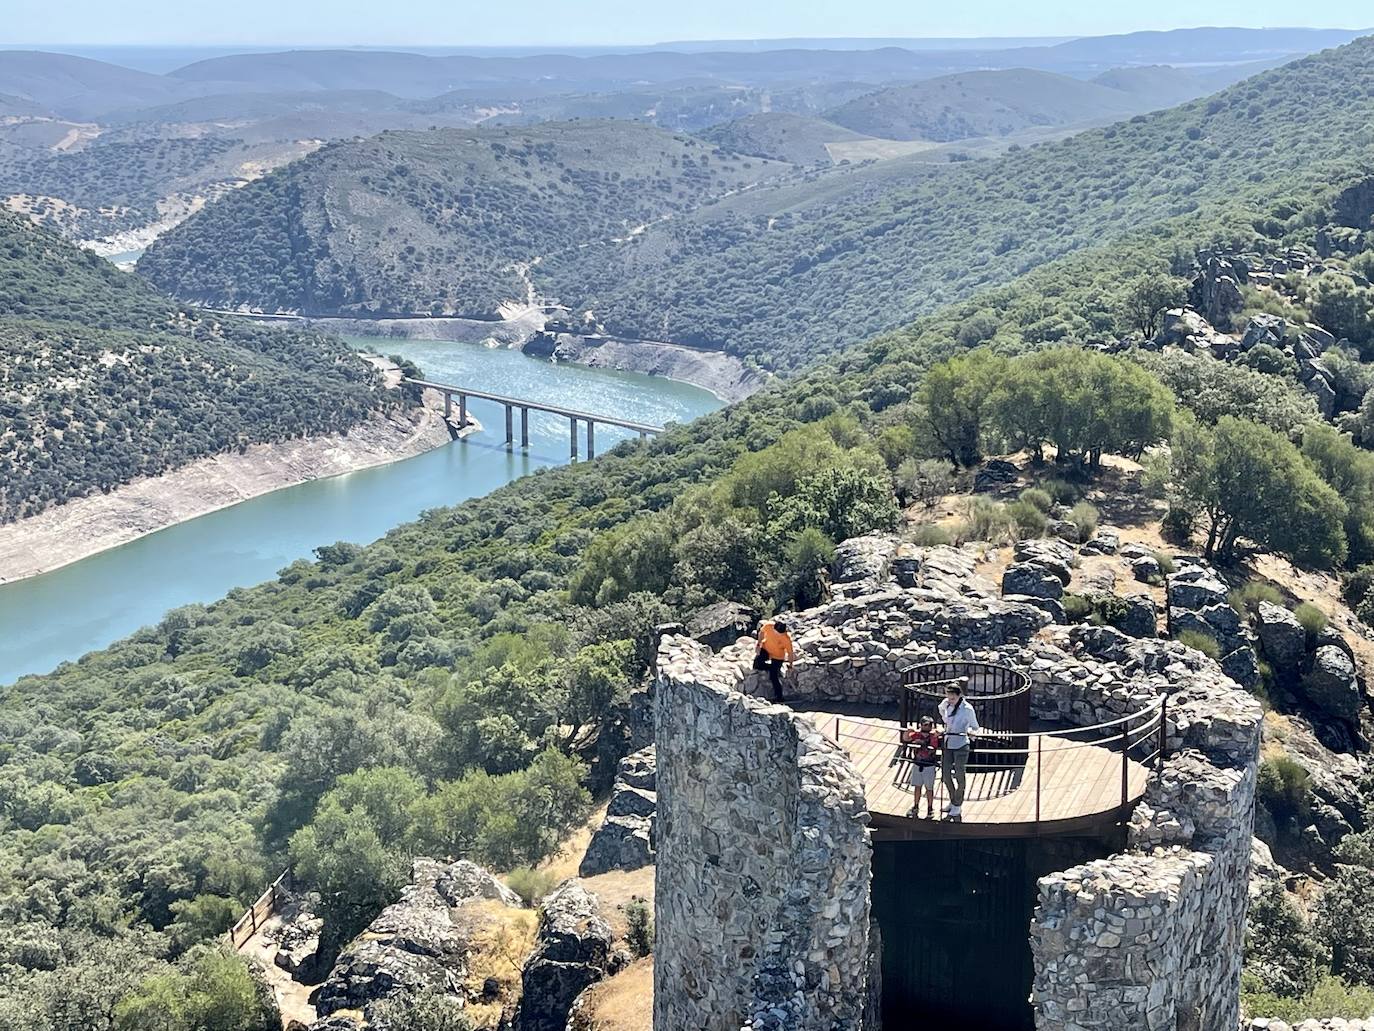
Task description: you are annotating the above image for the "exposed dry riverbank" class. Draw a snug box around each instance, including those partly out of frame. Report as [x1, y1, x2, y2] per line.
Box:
[0, 383, 463, 585]
[305, 316, 766, 403]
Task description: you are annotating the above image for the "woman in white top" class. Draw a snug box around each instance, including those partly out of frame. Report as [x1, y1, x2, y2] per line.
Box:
[938, 683, 980, 819]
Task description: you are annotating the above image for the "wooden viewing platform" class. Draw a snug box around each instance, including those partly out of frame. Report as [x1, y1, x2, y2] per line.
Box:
[808, 703, 1163, 840]
[405, 377, 664, 458]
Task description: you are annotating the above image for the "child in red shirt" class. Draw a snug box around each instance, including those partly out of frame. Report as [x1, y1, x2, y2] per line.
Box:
[901, 715, 942, 819]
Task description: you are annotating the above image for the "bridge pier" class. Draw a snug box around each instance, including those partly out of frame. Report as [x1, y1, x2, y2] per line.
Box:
[521, 406, 529, 450]
[459, 393, 468, 428]
[504, 404, 513, 447]
[570, 417, 579, 459]
[587, 421, 596, 459]
[444, 391, 452, 420]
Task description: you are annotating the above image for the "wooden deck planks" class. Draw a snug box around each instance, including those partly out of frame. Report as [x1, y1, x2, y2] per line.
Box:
[814, 713, 1151, 829]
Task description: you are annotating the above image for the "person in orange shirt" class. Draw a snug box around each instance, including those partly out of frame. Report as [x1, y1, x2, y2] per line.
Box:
[754, 618, 796, 702]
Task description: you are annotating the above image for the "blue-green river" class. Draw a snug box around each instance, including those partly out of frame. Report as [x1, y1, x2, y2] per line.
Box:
[0, 337, 721, 684]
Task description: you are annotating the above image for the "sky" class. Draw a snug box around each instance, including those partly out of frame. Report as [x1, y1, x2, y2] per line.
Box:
[8, 0, 1373, 47]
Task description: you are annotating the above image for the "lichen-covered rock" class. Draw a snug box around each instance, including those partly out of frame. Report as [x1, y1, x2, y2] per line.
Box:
[1002, 562, 1064, 600]
[513, 882, 612, 1031]
[1080, 528, 1121, 555]
[1167, 565, 1230, 611]
[580, 747, 657, 877]
[310, 859, 520, 1016]
[1302, 645, 1362, 721]
[1255, 602, 1308, 673]
[1117, 594, 1158, 638]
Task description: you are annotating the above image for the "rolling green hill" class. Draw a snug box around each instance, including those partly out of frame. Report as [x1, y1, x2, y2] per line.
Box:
[0, 212, 391, 521]
[823, 68, 1147, 141]
[532, 36, 1374, 368]
[139, 120, 790, 316]
[6, 116, 1374, 1021]
[699, 111, 872, 165]
[141, 38, 1374, 370]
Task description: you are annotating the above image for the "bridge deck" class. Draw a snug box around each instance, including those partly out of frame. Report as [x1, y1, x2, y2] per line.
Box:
[810, 714, 1152, 839]
[405, 379, 664, 434]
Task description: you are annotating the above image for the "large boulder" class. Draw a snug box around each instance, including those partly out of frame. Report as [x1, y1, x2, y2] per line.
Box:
[1116, 595, 1158, 639]
[310, 860, 520, 1016]
[1129, 554, 1162, 583]
[973, 459, 1020, 493]
[1005, 594, 1067, 625]
[685, 602, 758, 652]
[1079, 528, 1120, 556]
[1241, 312, 1286, 350]
[1002, 562, 1064, 601]
[1012, 538, 1075, 583]
[580, 747, 657, 877]
[830, 534, 899, 597]
[1166, 566, 1229, 611]
[1190, 254, 1246, 329]
[1255, 602, 1307, 674]
[1302, 645, 1363, 721]
[513, 882, 613, 1031]
[1221, 646, 1263, 692]
[1304, 372, 1338, 419]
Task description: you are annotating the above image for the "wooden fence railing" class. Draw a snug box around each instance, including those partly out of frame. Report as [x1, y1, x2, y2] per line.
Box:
[228, 868, 293, 951]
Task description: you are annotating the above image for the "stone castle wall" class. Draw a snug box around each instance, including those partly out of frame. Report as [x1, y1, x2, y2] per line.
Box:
[1029, 662, 1261, 1031]
[654, 637, 876, 1031]
[656, 541, 1263, 1031]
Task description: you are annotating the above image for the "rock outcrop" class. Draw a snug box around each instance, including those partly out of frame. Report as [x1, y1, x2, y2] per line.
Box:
[310, 860, 521, 1019]
[1303, 644, 1362, 720]
[580, 747, 657, 877]
[513, 882, 613, 1031]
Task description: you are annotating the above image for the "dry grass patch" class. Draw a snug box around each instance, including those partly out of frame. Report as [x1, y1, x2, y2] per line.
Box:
[458, 900, 539, 1027]
[580, 866, 656, 940]
[568, 957, 654, 1031]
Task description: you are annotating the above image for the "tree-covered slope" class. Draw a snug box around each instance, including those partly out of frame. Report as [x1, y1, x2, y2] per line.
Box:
[6, 130, 1374, 1021]
[0, 212, 391, 521]
[138, 121, 790, 316]
[824, 68, 1147, 141]
[699, 112, 871, 165]
[534, 36, 1374, 368]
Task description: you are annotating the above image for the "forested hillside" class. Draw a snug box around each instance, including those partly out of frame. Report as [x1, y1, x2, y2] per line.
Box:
[823, 68, 1147, 141]
[536, 36, 1374, 367]
[138, 122, 789, 316]
[0, 212, 391, 521]
[140, 38, 1374, 370]
[0, 136, 241, 238]
[7, 74, 1374, 1018]
[699, 112, 871, 165]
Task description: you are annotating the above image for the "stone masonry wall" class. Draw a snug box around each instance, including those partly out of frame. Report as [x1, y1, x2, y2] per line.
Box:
[657, 538, 1263, 1031]
[654, 637, 876, 1031]
[1030, 681, 1260, 1031]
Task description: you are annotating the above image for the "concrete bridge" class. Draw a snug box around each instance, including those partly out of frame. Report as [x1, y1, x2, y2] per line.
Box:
[406, 378, 664, 459]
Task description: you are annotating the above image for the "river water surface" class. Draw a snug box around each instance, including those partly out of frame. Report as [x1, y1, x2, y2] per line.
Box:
[0, 338, 720, 684]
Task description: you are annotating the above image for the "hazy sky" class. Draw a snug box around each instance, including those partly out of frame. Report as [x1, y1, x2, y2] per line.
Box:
[8, 0, 1371, 47]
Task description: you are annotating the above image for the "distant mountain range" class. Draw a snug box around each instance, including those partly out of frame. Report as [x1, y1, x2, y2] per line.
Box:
[0, 27, 1367, 120]
[138, 34, 1374, 373]
[0, 27, 1368, 255]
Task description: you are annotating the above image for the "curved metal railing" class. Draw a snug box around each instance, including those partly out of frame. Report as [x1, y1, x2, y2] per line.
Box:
[901, 661, 1032, 769]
